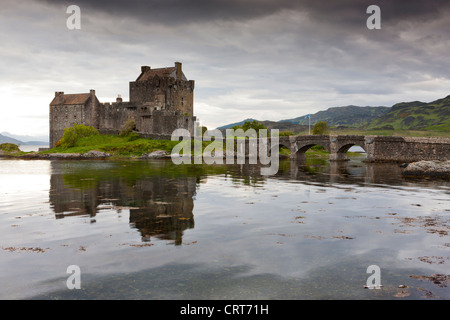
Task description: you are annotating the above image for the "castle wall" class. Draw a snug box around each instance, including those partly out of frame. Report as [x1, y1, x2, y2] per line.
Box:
[49, 91, 100, 148]
[98, 102, 195, 137]
[99, 102, 138, 132]
[50, 104, 83, 148]
[170, 80, 194, 115]
[129, 78, 194, 115]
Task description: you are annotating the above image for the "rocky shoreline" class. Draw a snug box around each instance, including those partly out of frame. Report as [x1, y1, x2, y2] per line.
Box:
[0, 149, 172, 160]
[0, 150, 112, 160]
[402, 160, 450, 179]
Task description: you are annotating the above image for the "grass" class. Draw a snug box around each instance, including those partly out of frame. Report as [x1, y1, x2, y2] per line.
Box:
[41, 134, 182, 157]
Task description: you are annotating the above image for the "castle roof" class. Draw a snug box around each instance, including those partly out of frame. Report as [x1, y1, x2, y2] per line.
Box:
[50, 93, 91, 106]
[137, 67, 176, 81]
[136, 63, 188, 81]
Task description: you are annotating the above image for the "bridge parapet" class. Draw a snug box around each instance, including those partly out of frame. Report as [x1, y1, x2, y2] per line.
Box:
[365, 135, 450, 162]
[287, 135, 450, 163]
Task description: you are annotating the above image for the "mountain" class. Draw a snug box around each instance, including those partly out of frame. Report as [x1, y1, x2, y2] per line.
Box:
[0, 132, 48, 145]
[0, 134, 23, 145]
[216, 118, 308, 132]
[280, 105, 390, 127]
[259, 121, 308, 132]
[365, 95, 450, 131]
[216, 105, 390, 131]
[216, 94, 450, 132]
[0, 132, 49, 144]
[216, 118, 258, 129]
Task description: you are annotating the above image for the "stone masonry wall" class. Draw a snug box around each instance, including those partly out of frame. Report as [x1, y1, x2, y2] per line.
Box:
[366, 136, 450, 162]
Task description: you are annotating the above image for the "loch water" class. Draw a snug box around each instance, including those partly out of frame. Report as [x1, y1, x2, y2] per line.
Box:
[0, 155, 448, 300]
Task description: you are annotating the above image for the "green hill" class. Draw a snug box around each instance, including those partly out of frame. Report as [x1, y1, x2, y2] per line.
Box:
[215, 95, 449, 135]
[280, 105, 390, 127]
[365, 95, 450, 132]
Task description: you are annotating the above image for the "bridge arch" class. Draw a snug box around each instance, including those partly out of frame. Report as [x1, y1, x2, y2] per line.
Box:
[330, 143, 367, 161]
[291, 140, 331, 162]
[286, 134, 449, 163]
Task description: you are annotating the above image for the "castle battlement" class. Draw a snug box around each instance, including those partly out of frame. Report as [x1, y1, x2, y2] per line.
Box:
[49, 62, 195, 148]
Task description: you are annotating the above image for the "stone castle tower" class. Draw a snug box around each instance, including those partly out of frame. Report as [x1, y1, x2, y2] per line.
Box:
[49, 62, 195, 148]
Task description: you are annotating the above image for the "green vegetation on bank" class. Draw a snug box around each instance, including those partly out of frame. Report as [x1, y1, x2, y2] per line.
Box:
[43, 134, 182, 157]
[44, 123, 179, 157]
[0, 143, 21, 153]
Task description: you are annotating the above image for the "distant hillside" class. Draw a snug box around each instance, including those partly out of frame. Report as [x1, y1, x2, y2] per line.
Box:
[0, 134, 23, 145]
[216, 118, 258, 129]
[0, 132, 48, 146]
[365, 95, 450, 131]
[259, 120, 308, 132]
[281, 105, 390, 127]
[216, 119, 308, 133]
[216, 105, 390, 131]
[216, 94, 450, 133]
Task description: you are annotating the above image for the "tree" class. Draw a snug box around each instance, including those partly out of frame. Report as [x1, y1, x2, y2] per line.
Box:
[312, 121, 329, 135]
[120, 119, 137, 136]
[56, 123, 99, 148]
[232, 120, 268, 137]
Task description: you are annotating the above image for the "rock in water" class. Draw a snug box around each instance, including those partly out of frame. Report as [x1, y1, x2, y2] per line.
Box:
[139, 150, 169, 159]
[402, 160, 450, 178]
[84, 150, 111, 158]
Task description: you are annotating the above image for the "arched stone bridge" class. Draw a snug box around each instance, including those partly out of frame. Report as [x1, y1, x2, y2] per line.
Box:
[278, 135, 450, 162]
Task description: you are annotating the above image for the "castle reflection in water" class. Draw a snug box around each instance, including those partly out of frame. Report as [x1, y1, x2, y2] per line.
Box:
[49, 161, 196, 245]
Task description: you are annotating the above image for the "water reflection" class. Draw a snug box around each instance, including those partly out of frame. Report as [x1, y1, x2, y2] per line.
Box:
[48, 157, 448, 247]
[49, 161, 197, 245]
[2, 156, 449, 300]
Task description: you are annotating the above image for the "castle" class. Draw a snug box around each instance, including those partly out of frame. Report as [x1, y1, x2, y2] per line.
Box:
[49, 62, 195, 148]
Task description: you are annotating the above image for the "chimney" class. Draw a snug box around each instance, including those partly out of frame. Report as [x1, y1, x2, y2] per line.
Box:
[141, 66, 151, 73]
[55, 91, 64, 97]
[116, 94, 122, 103]
[175, 62, 182, 80]
[90, 89, 95, 96]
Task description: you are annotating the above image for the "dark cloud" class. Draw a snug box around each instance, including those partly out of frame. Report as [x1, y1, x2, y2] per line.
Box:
[38, 0, 450, 26]
[39, 0, 297, 24]
[3, 0, 449, 133]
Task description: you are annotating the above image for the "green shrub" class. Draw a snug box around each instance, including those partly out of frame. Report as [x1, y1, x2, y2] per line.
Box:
[120, 119, 137, 136]
[232, 120, 268, 137]
[310, 145, 325, 151]
[0, 143, 20, 152]
[57, 123, 99, 148]
[312, 121, 329, 135]
[125, 132, 140, 141]
[279, 131, 295, 136]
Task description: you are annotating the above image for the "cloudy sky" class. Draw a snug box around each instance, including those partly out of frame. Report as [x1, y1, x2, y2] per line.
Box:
[1, 0, 450, 138]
